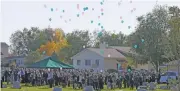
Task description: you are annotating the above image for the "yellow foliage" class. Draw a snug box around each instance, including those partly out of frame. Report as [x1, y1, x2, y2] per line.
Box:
[38, 29, 68, 56]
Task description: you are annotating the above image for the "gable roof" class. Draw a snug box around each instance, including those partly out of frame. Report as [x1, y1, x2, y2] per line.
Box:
[109, 46, 132, 53]
[87, 48, 126, 59]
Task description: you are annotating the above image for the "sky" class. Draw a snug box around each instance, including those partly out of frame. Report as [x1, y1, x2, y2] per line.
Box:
[1, 0, 180, 45]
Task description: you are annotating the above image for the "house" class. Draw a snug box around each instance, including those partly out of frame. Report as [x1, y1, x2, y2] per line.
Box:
[2, 56, 26, 67]
[71, 43, 127, 70]
[110, 46, 154, 70]
[1, 42, 9, 58]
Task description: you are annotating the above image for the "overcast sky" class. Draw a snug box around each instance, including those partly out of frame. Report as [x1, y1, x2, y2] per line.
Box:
[1, 0, 180, 45]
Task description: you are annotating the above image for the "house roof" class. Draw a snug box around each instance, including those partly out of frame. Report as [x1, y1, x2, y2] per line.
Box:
[1, 42, 9, 47]
[87, 48, 126, 59]
[109, 46, 132, 53]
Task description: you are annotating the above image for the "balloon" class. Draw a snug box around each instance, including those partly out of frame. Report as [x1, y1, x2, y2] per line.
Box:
[101, 8, 103, 12]
[121, 20, 124, 23]
[44, 4, 47, 8]
[77, 14, 80, 17]
[49, 18, 52, 21]
[108, 54, 111, 57]
[43, 51, 46, 54]
[131, 10, 133, 13]
[65, 20, 67, 23]
[101, 13, 104, 16]
[91, 20, 93, 23]
[62, 10, 65, 13]
[98, 32, 103, 37]
[101, 26, 103, 29]
[77, 4, 79, 9]
[120, 16, 122, 19]
[83, 7, 88, 11]
[128, 26, 131, 29]
[100, 2, 103, 5]
[141, 39, 145, 43]
[134, 45, 137, 48]
[92, 8, 94, 11]
[130, 0, 132, 3]
[98, 16, 100, 19]
[98, 23, 101, 26]
[51, 8, 53, 12]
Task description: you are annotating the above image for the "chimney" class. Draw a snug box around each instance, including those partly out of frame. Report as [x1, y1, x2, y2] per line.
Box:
[100, 42, 108, 49]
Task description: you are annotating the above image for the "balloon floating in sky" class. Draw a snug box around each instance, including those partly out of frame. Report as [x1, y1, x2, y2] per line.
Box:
[42, 51, 46, 55]
[44, 4, 47, 8]
[98, 23, 101, 26]
[49, 18, 52, 21]
[83, 7, 88, 11]
[77, 4, 79, 9]
[77, 14, 80, 17]
[100, 2, 103, 5]
[65, 20, 67, 23]
[62, 10, 65, 13]
[98, 31, 103, 37]
[134, 45, 138, 48]
[120, 16, 122, 19]
[130, 0, 132, 3]
[101, 8, 103, 12]
[91, 20, 93, 23]
[121, 20, 124, 23]
[98, 16, 100, 19]
[101, 13, 104, 16]
[51, 8, 53, 12]
[128, 26, 131, 29]
[92, 8, 94, 11]
[141, 39, 145, 43]
[101, 26, 104, 29]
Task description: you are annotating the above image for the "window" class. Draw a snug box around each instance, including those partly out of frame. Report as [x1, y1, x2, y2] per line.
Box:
[85, 60, 91, 66]
[95, 60, 99, 66]
[77, 60, 81, 65]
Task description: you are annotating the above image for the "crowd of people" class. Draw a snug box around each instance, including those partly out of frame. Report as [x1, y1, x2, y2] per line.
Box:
[1, 67, 160, 90]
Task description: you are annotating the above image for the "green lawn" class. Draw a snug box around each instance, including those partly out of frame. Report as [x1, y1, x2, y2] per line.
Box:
[1, 84, 170, 91]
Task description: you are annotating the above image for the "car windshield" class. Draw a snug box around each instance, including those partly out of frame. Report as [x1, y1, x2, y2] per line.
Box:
[161, 72, 176, 76]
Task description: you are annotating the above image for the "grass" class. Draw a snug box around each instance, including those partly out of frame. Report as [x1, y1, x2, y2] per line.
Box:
[1, 84, 170, 91]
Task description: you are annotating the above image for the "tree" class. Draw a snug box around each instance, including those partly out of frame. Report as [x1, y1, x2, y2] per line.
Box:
[24, 51, 43, 65]
[131, 5, 172, 71]
[37, 28, 68, 56]
[57, 30, 91, 64]
[10, 27, 41, 55]
[168, 6, 180, 60]
[93, 30, 127, 47]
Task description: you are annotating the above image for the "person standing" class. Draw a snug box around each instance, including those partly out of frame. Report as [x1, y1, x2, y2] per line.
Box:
[47, 69, 53, 88]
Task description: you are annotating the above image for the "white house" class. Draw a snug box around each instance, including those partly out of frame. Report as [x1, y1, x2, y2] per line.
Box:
[71, 43, 127, 70]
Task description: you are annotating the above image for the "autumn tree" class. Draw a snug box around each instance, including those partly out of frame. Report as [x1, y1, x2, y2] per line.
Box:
[37, 28, 68, 56]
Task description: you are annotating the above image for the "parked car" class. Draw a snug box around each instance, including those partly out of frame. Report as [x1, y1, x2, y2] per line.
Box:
[160, 71, 178, 83]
